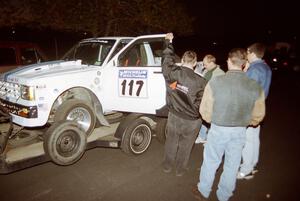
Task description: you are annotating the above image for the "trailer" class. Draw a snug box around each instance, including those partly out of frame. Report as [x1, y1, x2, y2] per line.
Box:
[0, 106, 166, 174]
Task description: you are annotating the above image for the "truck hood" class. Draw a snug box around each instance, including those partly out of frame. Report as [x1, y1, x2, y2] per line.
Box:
[1, 60, 88, 82]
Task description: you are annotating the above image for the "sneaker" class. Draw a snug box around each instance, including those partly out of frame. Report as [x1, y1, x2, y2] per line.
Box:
[237, 169, 258, 180]
[176, 169, 187, 177]
[191, 186, 208, 201]
[195, 136, 207, 144]
[162, 164, 172, 173]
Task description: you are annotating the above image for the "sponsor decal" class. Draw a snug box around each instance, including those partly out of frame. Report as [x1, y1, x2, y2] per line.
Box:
[169, 81, 189, 94]
[119, 70, 147, 79]
[169, 81, 177, 90]
[36, 84, 46, 89]
[176, 84, 189, 94]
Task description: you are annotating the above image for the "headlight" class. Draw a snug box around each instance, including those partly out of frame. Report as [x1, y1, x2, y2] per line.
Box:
[21, 85, 35, 101]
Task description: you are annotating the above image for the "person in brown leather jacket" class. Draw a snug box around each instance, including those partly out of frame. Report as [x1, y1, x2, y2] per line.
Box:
[192, 48, 265, 201]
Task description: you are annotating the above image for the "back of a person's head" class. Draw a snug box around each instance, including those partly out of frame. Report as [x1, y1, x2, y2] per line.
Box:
[248, 43, 266, 58]
[203, 54, 216, 64]
[228, 48, 247, 67]
[182, 51, 197, 65]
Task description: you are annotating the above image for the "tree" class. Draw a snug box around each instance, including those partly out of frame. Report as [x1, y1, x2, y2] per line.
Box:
[0, 0, 195, 37]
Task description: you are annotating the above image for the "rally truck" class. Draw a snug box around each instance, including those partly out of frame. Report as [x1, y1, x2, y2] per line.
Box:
[0, 34, 169, 173]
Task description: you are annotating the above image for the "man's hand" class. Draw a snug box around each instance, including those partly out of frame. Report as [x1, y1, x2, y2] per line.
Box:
[165, 33, 174, 43]
[243, 61, 250, 72]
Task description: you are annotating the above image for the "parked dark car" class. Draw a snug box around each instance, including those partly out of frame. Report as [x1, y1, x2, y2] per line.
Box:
[265, 42, 299, 72]
[0, 41, 47, 73]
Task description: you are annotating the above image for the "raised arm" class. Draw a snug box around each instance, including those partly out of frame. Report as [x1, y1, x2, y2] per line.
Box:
[162, 33, 176, 83]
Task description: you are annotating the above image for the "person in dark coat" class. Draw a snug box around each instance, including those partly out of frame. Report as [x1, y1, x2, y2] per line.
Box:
[161, 33, 206, 176]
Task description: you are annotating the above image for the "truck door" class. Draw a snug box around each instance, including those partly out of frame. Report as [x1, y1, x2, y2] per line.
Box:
[104, 35, 167, 115]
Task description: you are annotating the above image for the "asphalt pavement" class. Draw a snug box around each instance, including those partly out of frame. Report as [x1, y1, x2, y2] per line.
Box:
[0, 71, 299, 201]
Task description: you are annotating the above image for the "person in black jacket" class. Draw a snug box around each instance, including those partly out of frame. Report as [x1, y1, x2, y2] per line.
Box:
[162, 33, 207, 176]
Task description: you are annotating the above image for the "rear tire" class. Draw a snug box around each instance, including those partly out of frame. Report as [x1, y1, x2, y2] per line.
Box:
[121, 118, 152, 155]
[43, 121, 87, 166]
[54, 99, 96, 136]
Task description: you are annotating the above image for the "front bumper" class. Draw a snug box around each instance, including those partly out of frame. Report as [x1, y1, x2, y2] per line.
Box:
[0, 99, 37, 118]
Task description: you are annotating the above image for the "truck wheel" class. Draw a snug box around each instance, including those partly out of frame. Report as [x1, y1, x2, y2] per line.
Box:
[54, 99, 96, 136]
[155, 118, 167, 144]
[121, 118, 152, 155]
[43, 121, 87, 166]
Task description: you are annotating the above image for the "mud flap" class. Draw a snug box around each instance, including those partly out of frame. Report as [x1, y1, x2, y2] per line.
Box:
[94, 104, 110, 127]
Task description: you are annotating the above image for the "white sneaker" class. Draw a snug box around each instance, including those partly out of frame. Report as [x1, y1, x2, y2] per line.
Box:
[195, 136, 207, 144]
[237, 169, 258, 180]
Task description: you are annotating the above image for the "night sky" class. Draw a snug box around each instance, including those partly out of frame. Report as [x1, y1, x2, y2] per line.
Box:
[184, 0, 298, 42]
[0, 0, 298, 59]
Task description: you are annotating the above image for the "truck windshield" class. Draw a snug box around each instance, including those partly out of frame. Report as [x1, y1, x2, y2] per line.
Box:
[62, 40, 115, 66]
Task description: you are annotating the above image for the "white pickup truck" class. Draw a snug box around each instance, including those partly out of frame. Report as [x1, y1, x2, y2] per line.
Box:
[0, 34, 169, 173]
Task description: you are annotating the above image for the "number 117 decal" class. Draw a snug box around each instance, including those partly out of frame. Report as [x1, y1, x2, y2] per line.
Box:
[118, 69, 148, 98]
[119, 79, 147, 98]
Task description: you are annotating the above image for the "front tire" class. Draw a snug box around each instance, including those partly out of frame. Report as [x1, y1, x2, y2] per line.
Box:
[121, 118, 152, 155]
[54, 99, 96, 136]
[43, 121, 87, 166]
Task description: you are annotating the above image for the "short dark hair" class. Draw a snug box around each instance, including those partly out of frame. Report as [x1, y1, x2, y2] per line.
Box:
[182, 51, 197, 64]
[248, 43, 266, 58]
[228, 48, 247, 67]
[203, 54, 216, 64]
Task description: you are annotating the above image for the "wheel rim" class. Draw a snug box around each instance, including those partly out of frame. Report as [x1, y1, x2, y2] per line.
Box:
[66, 107, 92, 132]
[129, 124, 151, 154]
[56, 130, 80, 157]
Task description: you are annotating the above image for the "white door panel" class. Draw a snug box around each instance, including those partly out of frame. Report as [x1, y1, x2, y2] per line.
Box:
[102, 35, 167, 115]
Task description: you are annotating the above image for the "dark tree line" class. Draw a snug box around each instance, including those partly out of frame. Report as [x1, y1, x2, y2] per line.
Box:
[0, 0, 195, 36]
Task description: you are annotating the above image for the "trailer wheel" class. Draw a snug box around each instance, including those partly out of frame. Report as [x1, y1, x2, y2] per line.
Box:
[121, 118, 152, 155]
[54, 99, 96, 136]
[155, 118, 168, 144]
[43, 121, 87, 166]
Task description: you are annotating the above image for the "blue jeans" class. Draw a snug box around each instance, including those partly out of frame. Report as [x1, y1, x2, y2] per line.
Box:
[199, 124, 208, 140]
[197, 124, 246, 201]
[240, 125, 260, 174]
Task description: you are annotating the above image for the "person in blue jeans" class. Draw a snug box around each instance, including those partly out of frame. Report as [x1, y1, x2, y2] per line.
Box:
[195, 54, 224, 144]
[237, 43, 272, 179]
[192, 48, 266, 201]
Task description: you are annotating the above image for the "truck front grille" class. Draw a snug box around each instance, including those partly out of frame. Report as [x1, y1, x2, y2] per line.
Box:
[0, 81, 20, 99]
